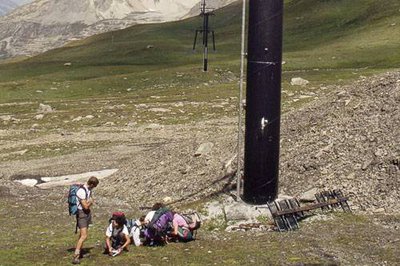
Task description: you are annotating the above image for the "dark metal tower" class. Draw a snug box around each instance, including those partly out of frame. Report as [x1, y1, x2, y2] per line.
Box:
[193, 0, 216, 71]
[243, 0, 284, 204]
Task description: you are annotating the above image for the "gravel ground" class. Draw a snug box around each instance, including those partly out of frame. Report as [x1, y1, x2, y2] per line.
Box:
[0, 71, 399, 214]
[280, 71, 400, 213]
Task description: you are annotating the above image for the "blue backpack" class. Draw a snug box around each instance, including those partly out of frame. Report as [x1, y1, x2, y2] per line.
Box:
[67, 184, 86, 215]
[126, 218, 136, 233]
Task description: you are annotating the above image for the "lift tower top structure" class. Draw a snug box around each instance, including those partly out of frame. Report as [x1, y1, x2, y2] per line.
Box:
[193, 0, 216, 72]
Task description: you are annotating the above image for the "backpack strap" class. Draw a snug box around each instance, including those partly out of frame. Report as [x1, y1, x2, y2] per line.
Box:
[116, 226, 124, 235]
[148, 208, 169, 228]
[131, 221, 139, 231]
[82, 185, 89, 200]
[131, 224, 140, 235]
[111, 225, 124, 239]
[76, 185, 89, 204]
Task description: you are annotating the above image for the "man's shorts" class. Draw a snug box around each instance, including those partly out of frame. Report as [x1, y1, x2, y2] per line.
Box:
[77, 210, 92, 229]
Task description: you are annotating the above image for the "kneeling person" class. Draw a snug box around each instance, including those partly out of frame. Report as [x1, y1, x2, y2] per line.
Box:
[170, 213, 194, 242]
[105, 216, 131, 256]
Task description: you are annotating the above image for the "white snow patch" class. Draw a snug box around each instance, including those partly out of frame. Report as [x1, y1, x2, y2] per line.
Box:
[16, 169, 118, 189]
[15, 179, 38, 187]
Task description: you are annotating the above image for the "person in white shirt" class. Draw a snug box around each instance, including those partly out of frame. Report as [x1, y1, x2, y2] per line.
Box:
[105, 215, 131, 256]
[143, 202, 164, 225]
[130, 216, 146, 246]
[144, 210, 155, 224]
[73, 176, 99, 265]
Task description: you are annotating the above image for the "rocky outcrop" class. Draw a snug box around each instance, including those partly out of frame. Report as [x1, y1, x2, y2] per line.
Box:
[280, 72, 400, 213]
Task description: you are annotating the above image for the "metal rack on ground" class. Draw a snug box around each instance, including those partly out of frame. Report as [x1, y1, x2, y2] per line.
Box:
[267, 189, 351, 231]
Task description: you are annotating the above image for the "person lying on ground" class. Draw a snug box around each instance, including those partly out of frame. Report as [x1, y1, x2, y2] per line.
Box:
[130, 216, 146, 246]
[105, 215, 131, 256]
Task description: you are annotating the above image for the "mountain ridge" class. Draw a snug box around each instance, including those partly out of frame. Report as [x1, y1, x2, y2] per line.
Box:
[0, 0, 236, 58]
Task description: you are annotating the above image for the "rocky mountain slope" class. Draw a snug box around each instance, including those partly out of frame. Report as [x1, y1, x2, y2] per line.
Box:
[0, 0, 237, 58]
[183, 0, 235, 18]
[0, 0, 17, 16]
[280, 72, 400, 213]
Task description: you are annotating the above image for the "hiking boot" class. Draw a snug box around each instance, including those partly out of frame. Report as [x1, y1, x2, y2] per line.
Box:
[72, 255, 80, 264]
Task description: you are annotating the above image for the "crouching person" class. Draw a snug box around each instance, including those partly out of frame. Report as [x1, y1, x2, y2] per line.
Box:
[169, 213, 194, 242]
[143, 203, 173, 246]
[105, 215, 131, 256]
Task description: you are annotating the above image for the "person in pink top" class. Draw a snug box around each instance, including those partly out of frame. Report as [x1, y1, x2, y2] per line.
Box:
[169, 213, 195, 242]
[172, 213, 189, 235]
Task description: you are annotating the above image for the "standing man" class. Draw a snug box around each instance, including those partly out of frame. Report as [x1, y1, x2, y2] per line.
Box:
[73, 176, 99, 264]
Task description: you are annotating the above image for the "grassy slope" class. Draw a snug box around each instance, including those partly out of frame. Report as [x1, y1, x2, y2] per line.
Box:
[0, 0, 399, 104]
[284, 0, 400, 69]
[0, 194, 399, 266]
